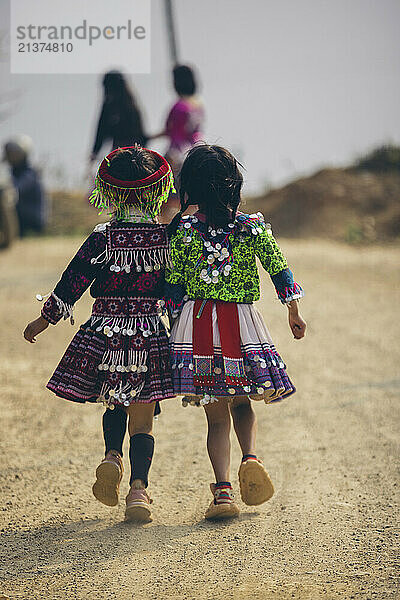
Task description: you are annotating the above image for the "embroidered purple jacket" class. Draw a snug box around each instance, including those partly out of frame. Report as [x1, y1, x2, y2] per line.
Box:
[42, 221, 170, 325]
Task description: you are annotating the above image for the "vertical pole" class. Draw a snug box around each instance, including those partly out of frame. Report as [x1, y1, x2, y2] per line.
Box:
[164, 0, 179, 65]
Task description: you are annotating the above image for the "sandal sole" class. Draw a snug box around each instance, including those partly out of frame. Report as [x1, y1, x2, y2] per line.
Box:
[92, 462, 121, 507]
[205, 503, 240, 521]
[125, 503, 152, 523]
[239, 461, 274, 506]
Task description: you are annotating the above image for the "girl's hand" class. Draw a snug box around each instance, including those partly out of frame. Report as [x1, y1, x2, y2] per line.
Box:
[289, 312, 306, 339]
[287, 302, 306, 339]
[23, 316, 49, 343]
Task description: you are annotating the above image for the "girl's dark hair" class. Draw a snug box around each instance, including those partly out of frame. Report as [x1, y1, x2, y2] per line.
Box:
[108, 146, 159, 181]
[169, 144, 243, 233]
[173, 65, 197, 96]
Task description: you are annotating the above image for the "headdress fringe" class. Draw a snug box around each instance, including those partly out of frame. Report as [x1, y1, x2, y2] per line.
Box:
[89, 151, 175, 220]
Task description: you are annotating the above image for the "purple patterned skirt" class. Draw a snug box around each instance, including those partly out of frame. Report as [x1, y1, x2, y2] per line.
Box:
[47, 297, 174, 408]
[169, 301, 295, 405]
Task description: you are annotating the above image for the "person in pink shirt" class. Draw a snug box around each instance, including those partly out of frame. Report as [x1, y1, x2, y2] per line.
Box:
[165, 66, 204, 162]
[152, 65, 205, 220]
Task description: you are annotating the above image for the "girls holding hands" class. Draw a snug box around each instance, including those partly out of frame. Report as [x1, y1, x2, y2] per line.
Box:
[24, 142, 305, 523]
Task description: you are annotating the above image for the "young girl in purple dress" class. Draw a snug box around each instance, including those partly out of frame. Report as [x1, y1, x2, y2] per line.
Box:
[24, 146, 175, 523]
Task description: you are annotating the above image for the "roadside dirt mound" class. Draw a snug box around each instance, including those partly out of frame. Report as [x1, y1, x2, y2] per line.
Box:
[245, 168, 400, 242]
[47, 162, 400, 243]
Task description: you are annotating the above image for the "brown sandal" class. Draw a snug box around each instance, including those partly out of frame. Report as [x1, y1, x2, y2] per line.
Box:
[205, 484, 240, 520]
[238, 458, 274, 506]
[92, 451, 123, 507]
[125, 487, 153, 522]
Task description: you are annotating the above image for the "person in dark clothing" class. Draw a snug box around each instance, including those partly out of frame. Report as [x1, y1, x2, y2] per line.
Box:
[4, 137, 47, 237]
[90, 71, 148, 162]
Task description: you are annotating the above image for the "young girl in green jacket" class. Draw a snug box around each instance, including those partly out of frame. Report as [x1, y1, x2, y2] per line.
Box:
[165, 144, 306, 520]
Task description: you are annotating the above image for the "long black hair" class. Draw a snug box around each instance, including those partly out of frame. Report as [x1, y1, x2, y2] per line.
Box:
[169, 144, 243, 233]
[92, 71, 147, 155]
[102, 70, 138, 108]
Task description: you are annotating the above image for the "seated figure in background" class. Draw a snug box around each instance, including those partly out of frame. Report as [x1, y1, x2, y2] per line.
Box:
[3, 136, 47, 237]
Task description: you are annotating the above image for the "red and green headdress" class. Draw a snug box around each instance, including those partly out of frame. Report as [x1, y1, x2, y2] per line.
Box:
[89, 147, 175, 220]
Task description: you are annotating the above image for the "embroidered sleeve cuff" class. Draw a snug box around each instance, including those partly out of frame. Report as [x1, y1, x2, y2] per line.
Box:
[271, 269, 304, 304]
[276, 282, 304, 304]
[41, 293, 75, 325]
[163, 282, 188, 317]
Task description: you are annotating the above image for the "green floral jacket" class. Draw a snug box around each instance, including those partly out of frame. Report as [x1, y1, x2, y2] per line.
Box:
[165, 211, 303, 314]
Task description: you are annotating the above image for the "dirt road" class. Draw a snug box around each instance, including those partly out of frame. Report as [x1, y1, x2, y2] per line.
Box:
[0, 236, 399, 600]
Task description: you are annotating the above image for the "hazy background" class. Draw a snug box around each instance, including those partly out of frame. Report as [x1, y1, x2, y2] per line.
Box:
[1, 0, 400, 194]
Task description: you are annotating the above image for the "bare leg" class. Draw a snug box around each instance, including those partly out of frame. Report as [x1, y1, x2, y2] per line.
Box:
[126, 402, 155, 437]
[204, 399, 231, 482]
[230, 396, 257, 457]
[232, 398, 274, 505]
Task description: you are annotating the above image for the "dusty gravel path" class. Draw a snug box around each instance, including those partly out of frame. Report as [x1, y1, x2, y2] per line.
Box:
[0, 237, 399, 600]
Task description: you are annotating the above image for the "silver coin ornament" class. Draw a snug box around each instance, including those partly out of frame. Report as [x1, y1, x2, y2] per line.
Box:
[183, 216, 236, 287]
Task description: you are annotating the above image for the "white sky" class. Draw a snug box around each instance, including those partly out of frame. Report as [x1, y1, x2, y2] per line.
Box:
[1, 0, 399, 193]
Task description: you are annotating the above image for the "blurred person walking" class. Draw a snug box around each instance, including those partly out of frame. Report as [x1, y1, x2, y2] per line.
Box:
[151, 65, 204, 220]
[90, 71, 148, 163]
[3, 136, 47, 237]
